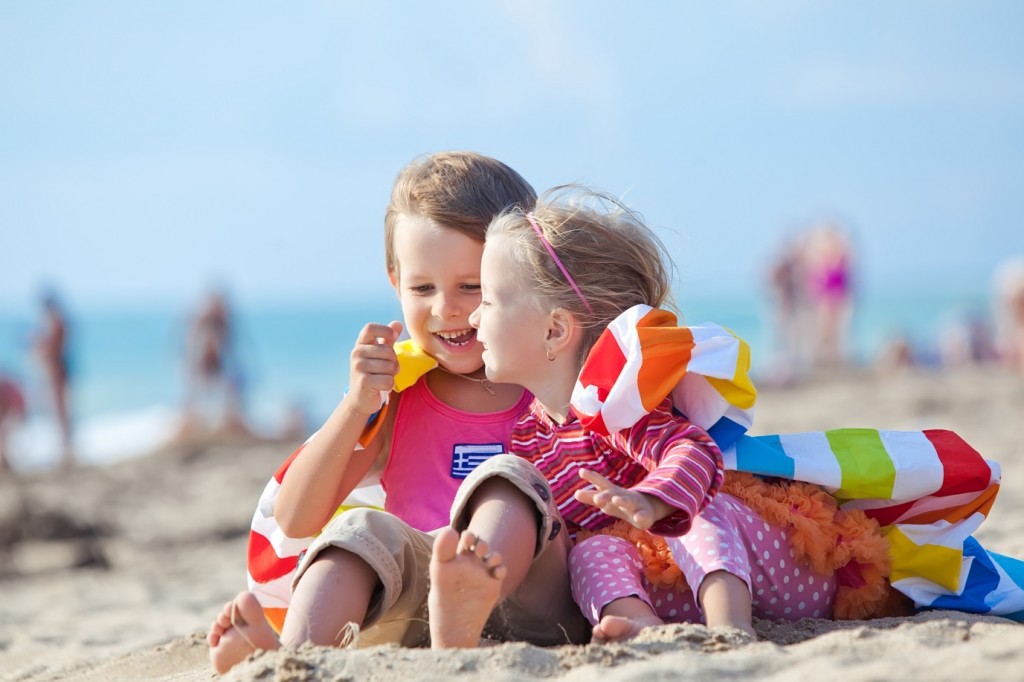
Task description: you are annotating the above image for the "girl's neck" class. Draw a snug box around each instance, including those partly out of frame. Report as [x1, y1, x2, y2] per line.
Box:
[528, 365, 579, 426]
[539, 401, 572, 425]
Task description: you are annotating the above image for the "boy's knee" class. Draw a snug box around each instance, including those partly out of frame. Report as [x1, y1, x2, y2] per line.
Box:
[451, 454, 561, 556]
[467, 475, 533, 512]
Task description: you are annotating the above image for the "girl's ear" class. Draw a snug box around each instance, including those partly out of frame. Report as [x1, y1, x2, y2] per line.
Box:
[387, 269, 398, 291]
[546, 307, 576, 354]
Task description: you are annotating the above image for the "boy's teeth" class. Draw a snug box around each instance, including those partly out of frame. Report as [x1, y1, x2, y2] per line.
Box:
[437, 330, 473, 345]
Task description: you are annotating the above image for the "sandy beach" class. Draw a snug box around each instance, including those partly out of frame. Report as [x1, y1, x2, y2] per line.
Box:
[3, 364, 1024, 682]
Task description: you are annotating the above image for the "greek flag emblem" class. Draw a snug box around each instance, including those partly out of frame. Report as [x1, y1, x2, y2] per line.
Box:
[450, 443, 504, 479]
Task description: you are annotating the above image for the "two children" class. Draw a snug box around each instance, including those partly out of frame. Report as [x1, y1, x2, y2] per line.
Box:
[212, 156, 1018, 673]
[208, 151, 575, 673]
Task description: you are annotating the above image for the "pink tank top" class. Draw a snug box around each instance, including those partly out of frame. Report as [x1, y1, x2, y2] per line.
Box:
[381, 377, 532, 532]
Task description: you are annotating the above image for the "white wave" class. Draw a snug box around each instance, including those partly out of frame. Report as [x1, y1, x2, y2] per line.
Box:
[6, 405, 184, 470]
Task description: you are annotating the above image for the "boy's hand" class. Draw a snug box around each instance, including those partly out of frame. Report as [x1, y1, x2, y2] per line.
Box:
[573, 468, 673, 531]
[344, 321, 403, 416]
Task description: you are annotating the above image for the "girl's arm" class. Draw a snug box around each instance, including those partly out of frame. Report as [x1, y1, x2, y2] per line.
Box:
[576, 400, 722, 535]
[624, 401, 723, 535]
[274, 321, 402, 538]
[574, 468, 676, 530]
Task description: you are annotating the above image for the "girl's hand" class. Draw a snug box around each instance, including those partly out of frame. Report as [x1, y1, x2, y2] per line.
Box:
[574, 468, 673, 531]
[343, 321, 403, 416]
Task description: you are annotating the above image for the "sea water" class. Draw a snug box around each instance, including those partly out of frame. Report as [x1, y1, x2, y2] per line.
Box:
[0, 286, 991, 470]
[0, 299, 403, 469]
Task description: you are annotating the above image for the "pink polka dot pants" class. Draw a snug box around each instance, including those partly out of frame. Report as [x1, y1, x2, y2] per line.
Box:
[569, 493, 837, 625]
[570, 534, 701, 624]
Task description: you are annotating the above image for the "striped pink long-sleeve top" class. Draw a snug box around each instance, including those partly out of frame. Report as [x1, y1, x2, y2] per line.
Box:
[510, 397, 723, 537]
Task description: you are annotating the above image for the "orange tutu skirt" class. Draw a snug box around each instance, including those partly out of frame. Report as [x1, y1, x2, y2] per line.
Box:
[578, 472, 909, 620]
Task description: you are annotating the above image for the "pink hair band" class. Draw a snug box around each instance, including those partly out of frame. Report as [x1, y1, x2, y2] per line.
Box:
[526, 213, 594, 313]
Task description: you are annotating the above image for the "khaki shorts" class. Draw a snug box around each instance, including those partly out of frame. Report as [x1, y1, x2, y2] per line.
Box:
[294, 454, 589, 647]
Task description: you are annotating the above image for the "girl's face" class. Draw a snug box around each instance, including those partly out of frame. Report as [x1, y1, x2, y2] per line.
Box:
[390, 214, 486, 375]
[470, 236, 552, 388]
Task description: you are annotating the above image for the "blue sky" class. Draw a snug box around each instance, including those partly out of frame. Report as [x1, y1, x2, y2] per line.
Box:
[3, 1, 1023, 314]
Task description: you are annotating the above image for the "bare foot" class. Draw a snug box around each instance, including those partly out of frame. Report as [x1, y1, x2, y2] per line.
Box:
[592, 613, 665, 644]
[428, 528, 507, 648]
[207, 591, 280, 674]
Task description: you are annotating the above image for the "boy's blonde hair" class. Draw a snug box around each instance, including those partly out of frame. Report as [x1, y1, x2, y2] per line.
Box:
[384, 151, 537, 275]
[488, 185, 677, 363]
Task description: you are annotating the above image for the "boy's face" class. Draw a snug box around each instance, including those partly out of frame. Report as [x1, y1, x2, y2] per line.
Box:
[470, 236, 551, 389]
[390, 214, 487, 375]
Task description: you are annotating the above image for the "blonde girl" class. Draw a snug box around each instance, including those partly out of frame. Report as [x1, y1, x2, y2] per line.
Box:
[433, 187, 865, 645]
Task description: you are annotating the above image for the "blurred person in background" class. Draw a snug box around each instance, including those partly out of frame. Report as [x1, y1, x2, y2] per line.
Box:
[938, 310, 997, 369]
[804, 222, 854, 370]
[993, 257, 1024, 373]
[765, 234, 807, 383]
[179, 288, 254, 443]
[0, 370, 27, 472]
[33, 289, 74, 467]
[874, 333, 918, 371]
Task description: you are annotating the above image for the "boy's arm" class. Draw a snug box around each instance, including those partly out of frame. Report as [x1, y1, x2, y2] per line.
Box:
[274, 321, 401, 538]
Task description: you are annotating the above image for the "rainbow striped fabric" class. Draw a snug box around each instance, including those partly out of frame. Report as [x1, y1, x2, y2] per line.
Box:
[246, 340, 436, 633]
[571, 305, 757, 452]
[571, 304, 1024, 621]
[725, 432, 1024, 620]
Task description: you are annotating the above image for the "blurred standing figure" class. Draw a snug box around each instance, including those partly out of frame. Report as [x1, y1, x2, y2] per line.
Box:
[181, 289, 253, 441]
[993, 257, 1024, 372]
[33, 290, 74, 466]
[804, 222, 854, 370]
[0, 371, 27, 471]
[766, 235, 807, 381]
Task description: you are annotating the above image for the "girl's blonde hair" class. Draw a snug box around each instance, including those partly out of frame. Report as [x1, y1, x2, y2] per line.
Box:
[384, 151, 537, 275]
[488, 185, 677, 363]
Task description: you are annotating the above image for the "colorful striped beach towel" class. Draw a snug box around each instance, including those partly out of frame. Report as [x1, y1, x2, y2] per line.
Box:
[726, 432, 1024, 620]
[246, 340, 438, 633]
[571, 304, 1024, 621]
[571, 305, 757, 452]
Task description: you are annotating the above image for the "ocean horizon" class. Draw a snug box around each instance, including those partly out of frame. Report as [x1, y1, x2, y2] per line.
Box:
[0, 283, 994, 470]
